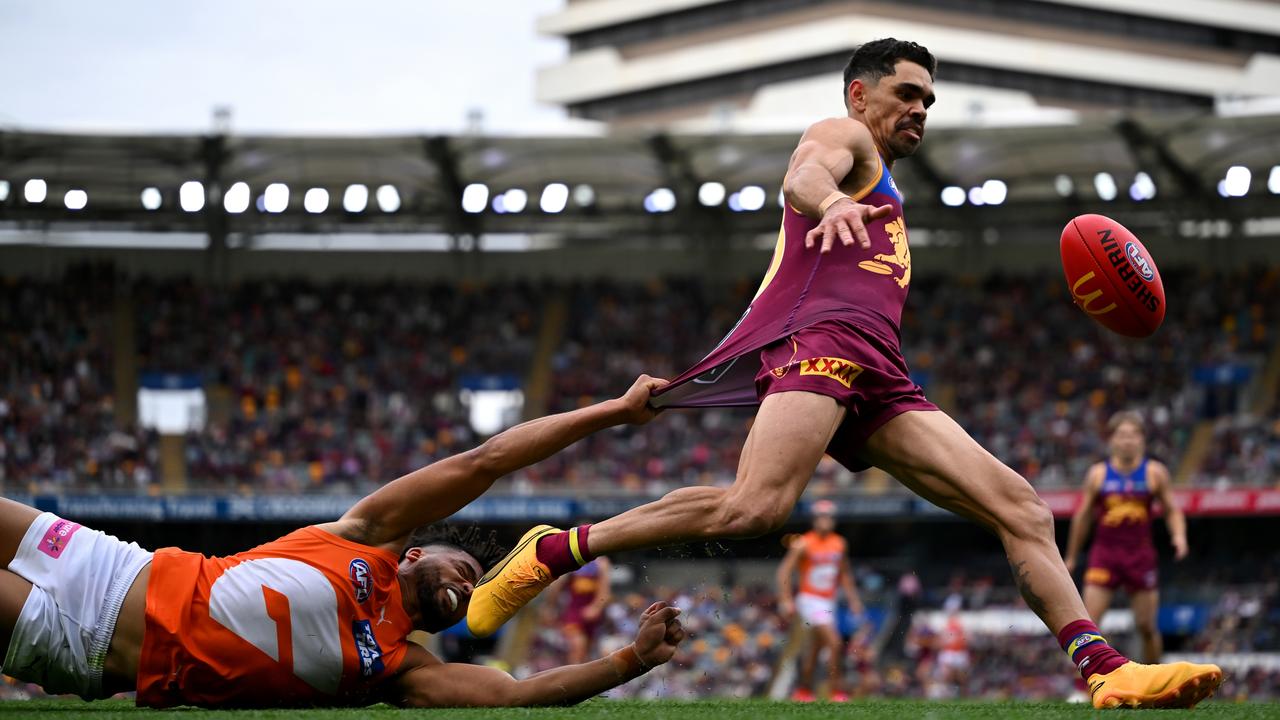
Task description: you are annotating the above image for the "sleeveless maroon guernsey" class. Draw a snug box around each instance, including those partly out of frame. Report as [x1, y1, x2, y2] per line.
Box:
[654, 155, 915, 408]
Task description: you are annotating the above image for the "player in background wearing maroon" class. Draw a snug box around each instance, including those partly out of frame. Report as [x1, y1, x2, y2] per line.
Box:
[1065, 411, 1188, 663]
[469, 39, 1221, 709]
[542, 555, 612, 666]
[776, 500, 864, 702]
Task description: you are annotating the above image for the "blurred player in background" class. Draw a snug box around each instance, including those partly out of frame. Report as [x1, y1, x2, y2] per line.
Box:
[543, 554, 612, 665]
[776, 499, 864, 701]
[1065, 411, 1188, 663]
[469, 37, 1221, 709]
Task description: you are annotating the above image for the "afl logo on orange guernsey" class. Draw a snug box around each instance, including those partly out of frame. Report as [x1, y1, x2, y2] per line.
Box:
[349, 558, 372, 603]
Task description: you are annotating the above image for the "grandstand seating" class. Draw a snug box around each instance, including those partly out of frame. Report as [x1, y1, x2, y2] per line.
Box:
[1, 266, 1276, 493]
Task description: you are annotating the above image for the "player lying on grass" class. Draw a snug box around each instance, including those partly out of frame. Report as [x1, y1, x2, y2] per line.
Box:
[0, 376, 683, 708]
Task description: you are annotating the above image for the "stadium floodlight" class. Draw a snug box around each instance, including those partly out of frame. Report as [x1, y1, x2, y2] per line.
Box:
[303, 188, 329, 214]
[376, 184, 400, 212]
[698, 182, 726, 207]
[1093, 172, 1117, 201]
[940, 186, 965, 207]
[1216, 180, 1229, 198]
[967, 186, 985, 206]
[263, 183, 289, 213]
[179, 181, 205, 212]
[502, 188, 528, 213]
[981, 179, 1007, 205]
[1054, 174, 1074, 197]
[223, 182, 250, 214]
[140, 187, 162, 210]
[738, 185, 766, 211]
[462, 183, 489, 213]
[573, 184, 595, 208]
[343, 184, 369, 213]
[539, 183, 568, 213]
[1223, 165, 1251, 197]
[1129, 172, 1156, 202]
[1270, 166, 1280, 195]
[778, 188, 786, 208]
[64, 189, 87, 211]
[24, 179, 47, 204]
[643, 187, 676, 213]
[0, 180, 9, 202]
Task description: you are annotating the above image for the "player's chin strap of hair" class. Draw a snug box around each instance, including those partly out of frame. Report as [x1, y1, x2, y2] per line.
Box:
[608, 644, 651, 681]
[819, 190, 850, 215]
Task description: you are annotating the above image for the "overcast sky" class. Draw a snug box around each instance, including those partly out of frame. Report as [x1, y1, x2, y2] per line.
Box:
[0, 0, 568, 134]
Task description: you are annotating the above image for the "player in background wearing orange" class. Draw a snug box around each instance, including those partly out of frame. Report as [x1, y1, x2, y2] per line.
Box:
[542, 555, 612, 666]
[1064, 411, 1188, 663]
[0, 376, 684, 708]
[936, 609, 970, 697]
[776, 500, 864, 702]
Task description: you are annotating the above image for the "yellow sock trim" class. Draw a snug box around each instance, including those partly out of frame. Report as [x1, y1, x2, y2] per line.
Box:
[568, 527, 586, 566]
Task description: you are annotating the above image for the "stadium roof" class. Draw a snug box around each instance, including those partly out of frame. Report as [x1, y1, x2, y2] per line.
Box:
[0, 110, 1276, 247]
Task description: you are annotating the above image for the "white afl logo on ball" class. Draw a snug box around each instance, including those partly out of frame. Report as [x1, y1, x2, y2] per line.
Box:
[1125, 242, 1154, 282]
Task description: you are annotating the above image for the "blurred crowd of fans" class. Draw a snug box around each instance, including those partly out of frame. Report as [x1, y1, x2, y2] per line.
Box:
[2, 266, 1276, 493]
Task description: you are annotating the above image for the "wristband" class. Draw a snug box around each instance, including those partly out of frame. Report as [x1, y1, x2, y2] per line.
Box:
[818, 190, 849, 215]
[609, 644, 650, 681]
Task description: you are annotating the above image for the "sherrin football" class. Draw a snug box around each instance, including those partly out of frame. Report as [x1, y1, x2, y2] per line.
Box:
[1059, 214, 1165, 338]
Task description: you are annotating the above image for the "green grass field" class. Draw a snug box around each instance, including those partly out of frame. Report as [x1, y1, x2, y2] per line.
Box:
[3, 699, 1278, 720]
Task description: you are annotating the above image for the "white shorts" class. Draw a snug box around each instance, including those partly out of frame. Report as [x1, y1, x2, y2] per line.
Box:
[795, 593, 836, 628]
[938, 649, 971, 671]
[1, 512, 152, 699]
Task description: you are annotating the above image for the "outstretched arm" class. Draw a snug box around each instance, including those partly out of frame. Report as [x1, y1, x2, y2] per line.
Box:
[333, 375, 667, 549]
[393, 602, 685, 708]
[782, 117, 892, 253]
[1151, 462, 1188, 561]
[1064, 464, 1103, 574]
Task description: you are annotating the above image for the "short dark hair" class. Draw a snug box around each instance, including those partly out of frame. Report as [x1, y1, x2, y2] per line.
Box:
[842, 38, 937, 93]
[404, 523, 507, 569]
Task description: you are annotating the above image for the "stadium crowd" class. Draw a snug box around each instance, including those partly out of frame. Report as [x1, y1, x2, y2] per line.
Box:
[1, 266, 1276, 493]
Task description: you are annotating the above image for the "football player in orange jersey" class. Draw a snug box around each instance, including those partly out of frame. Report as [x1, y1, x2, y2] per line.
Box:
[776, 499, 864, 702]
[0, 375, 684, 708]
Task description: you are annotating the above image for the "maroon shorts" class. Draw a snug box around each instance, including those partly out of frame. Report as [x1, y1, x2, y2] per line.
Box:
[561, 610, 600, 639]
[1085, 547, 1158, 593]
[755, 318, 937, 472]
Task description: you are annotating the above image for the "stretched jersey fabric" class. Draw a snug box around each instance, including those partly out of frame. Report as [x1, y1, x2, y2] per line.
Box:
[653, 156, 909, 408]
[796, 531, 846, 600]
[137, 527, 413, 708]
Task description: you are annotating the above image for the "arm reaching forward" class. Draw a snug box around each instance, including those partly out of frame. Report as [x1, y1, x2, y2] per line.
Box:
[782, 117, 893, 253]
[393, 602, 685, 708]
[330, 375, 667, 550]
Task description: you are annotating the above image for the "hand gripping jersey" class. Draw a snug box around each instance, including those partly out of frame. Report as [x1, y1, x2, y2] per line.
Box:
[796, 531, 847, 600]
[137, 527, 413, 708]
[654, 156, 910, 408]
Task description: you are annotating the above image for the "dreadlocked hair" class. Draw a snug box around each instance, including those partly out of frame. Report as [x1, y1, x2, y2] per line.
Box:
[403, 523, 507, 569]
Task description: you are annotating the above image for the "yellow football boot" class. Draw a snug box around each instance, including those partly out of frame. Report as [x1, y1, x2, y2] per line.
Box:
[466, 525, 560, 637]
[1088, 660, 1223, 709]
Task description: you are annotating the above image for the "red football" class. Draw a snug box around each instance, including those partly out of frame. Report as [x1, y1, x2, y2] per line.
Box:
[1060, 214, 1165, 338]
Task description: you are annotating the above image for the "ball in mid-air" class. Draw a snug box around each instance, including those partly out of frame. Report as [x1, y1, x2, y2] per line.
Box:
[1060, 213, 1165, 338]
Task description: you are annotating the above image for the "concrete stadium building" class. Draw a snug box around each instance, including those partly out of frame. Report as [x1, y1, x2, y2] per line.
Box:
[535, 0, 1280, 131]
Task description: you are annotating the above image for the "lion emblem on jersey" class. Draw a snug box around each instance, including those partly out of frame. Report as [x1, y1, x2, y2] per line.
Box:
[1101, 496, 1149, 526]
[856, 216, 911, 288]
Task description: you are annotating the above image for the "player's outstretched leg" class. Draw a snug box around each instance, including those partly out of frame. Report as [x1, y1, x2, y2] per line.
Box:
[861, 410, 1222, 710]
[468, 391, 844, 637]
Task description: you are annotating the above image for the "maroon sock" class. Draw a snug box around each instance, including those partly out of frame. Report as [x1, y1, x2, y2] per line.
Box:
[1058, 619, 1128, 680]
[535, 525, 595, 578]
